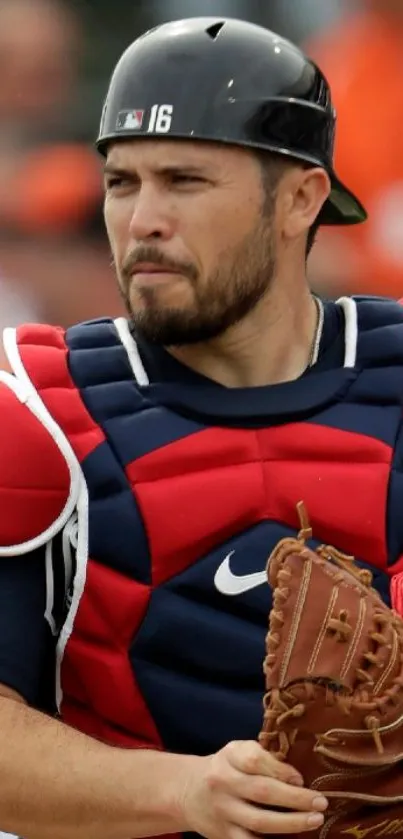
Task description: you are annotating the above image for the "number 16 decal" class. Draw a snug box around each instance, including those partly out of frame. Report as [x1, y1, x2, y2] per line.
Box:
[147, 104, 173, 133]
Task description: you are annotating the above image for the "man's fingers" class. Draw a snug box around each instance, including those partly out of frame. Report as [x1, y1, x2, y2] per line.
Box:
[231, 773, 328, 814]
[225, 740, 304, 786]
[226, 825, 259, 839]
[226, 801, 325, 835]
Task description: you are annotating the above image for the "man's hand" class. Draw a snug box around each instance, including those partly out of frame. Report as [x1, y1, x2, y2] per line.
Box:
[179, 739, 328, 839]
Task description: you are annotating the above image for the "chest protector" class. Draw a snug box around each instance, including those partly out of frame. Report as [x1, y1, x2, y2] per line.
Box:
[2, 296, 403, 758]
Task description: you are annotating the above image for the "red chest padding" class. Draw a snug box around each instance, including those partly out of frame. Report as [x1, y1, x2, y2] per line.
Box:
[0, 379, 70, 549]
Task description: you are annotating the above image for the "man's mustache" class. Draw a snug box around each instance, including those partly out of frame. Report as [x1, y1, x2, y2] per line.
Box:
[121, 247, 198, 282]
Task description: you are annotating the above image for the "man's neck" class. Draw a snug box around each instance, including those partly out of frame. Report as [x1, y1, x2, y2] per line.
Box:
[166, 286, 320, 389]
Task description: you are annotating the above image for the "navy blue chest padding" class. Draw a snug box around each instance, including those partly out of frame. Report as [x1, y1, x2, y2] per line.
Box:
[65, 320, 206, 582]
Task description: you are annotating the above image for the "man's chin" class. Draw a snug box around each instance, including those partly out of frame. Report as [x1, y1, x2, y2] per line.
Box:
[128, 312, 225, 346]
[128, 310, 187, 345]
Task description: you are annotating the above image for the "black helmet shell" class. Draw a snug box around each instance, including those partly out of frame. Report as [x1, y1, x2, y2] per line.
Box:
[97, 17, 367, 226]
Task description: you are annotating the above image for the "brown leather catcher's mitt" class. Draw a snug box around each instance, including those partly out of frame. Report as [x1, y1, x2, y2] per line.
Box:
[259, 503, 403, 839]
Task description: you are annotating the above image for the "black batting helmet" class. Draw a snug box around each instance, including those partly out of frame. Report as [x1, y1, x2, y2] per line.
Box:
[96, 17, 367, 226]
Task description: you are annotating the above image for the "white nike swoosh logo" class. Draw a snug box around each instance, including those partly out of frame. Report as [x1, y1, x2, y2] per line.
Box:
[214, 551, 268, 596]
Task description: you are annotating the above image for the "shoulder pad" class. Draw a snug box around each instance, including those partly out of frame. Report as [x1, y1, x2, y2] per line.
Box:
[0, 376, 72, 554]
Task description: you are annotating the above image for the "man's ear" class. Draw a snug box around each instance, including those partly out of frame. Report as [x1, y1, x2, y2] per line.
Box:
[281, 166, 331, 242]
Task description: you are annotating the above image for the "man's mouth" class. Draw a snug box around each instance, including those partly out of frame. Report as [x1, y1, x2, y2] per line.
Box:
[131, 262, 178, 274]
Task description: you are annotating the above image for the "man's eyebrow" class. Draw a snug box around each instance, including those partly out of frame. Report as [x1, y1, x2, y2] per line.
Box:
[103, 163, 134, 177]
[157, 164, 209, 175]
[103, 162, 210, 177]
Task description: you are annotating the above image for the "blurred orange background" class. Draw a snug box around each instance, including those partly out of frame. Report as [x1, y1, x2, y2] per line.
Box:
[0, 0, 401, 357]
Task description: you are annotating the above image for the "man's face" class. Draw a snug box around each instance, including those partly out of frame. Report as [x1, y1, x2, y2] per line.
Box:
[103, 139, 277, 345]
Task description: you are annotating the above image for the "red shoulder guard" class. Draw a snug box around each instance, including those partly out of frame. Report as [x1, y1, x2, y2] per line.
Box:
[0, 376, 72, 553]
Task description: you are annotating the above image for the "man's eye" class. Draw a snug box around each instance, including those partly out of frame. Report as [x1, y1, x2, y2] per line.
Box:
[172, 174, 205, 184]
[106, 177, 125, 189]
[105, 175, 138, 191]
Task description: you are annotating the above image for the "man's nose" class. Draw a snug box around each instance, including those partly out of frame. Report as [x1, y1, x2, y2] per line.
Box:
[128, 185, 174, 241]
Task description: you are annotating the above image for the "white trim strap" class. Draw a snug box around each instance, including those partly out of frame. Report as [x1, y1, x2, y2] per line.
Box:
[0, 327, 90, 712]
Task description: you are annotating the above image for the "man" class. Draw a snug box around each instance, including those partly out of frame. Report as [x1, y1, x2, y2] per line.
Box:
[0, 16, 399, 839]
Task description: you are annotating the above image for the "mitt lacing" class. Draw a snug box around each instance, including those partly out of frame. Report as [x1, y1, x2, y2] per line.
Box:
[260, 502, 403, 760]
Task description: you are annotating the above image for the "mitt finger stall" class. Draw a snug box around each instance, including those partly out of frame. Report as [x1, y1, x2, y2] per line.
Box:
[259, 503, 403, 839]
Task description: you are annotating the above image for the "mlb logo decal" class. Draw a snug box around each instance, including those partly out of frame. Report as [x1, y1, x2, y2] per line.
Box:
[116, 109, 144, 130]
[115, 104, 173, 134]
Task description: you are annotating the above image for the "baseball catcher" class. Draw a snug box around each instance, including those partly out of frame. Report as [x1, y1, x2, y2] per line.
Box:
[260, 503, 403, 839]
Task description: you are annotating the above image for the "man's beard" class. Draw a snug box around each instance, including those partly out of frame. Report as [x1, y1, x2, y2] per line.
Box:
[116, 219, 276, 346]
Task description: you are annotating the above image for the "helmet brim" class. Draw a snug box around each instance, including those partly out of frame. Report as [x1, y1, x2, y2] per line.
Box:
[319, 172, 368, 225]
